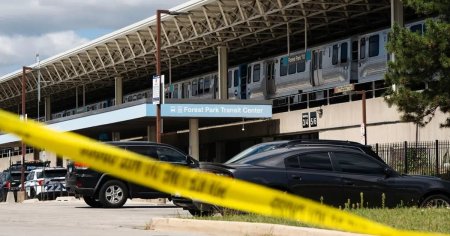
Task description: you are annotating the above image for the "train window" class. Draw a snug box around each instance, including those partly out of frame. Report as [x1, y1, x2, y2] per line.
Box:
[253, 64, 261, 82]
[369, 35, 379, 57]
[192, 80, 198, 96]
[247, 66, 252, 84]
[341, 42, 348, 63]
[173, 84, 178, 99]
[234, 70, 239, 87]
[199, 78, 204, 95]
[332, 45, 339, 65]
[351, 41, 358, 61]
[360, 38, 366, 59]
[227, 71, 232, 88]
[288, 59, 296, 75]
[297, 59, 305, 72]
[204, 78, 211, 93]
[410, 24, 422, 34]
[280, 57, 288, 76]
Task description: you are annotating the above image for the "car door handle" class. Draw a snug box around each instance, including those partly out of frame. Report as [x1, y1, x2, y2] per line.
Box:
[291, 175, 302, 181]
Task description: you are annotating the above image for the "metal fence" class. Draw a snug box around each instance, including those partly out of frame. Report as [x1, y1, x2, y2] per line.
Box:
[372, 140, 450, 179]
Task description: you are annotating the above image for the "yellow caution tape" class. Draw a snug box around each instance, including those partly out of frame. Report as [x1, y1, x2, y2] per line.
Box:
[0, 109, 445, 236]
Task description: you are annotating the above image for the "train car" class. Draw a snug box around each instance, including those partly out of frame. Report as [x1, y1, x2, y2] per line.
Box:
[352, 29, 389, 83]
[47, 20, 427, 121]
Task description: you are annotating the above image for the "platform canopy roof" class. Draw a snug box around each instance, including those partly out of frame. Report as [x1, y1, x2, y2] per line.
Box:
[0, 0, 399, 109]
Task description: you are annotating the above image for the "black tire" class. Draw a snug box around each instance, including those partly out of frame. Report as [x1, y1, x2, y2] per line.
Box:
[420, 194, 450, 208]
[30, 188, 36, 199]
[188, 209, 214, 217]
[98, 180, 128, 208]
[83, 196, 103, 208]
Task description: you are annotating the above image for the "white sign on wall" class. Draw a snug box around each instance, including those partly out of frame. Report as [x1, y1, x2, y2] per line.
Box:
[152, 75, 160, 104]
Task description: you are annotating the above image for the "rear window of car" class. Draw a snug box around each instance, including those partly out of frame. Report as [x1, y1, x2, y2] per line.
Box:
[40, 169, 67, 178]
[10, 172, 24, 181]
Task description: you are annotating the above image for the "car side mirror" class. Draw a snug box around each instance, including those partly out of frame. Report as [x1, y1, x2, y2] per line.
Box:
[186, 156, 199, 167]
[384, 167, 395, 178]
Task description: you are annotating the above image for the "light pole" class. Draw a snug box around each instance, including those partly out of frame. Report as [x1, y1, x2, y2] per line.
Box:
[353, 90, 367, 145]
[155, 9, 189, 143]
[21, 66, 33, 192]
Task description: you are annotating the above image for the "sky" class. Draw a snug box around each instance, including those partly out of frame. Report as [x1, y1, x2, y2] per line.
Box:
[0, 0, 187, 77]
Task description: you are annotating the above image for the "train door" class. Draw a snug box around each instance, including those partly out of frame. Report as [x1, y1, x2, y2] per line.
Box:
[182, 82, 190, 98]
[357, 37, 368, 78]
[264, 60, 276, 97]
[350, 39, 359, 82]
[311, 50, 323, 86]
[239, 64, 248, 99]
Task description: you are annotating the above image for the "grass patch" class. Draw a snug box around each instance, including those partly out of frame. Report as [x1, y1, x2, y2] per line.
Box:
[191, 208, 450, 234]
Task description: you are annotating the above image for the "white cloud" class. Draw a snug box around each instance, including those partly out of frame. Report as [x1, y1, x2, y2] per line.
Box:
[0, 31, 89, 74]
[0, 0, 186, 35]
[0, 0, 186, 76]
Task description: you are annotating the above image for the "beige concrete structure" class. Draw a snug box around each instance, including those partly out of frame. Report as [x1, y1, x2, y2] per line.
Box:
[273, 97, 450, 144]
[0, 150, 58, 171]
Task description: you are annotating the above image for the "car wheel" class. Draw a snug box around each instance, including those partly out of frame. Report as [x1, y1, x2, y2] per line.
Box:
[83, 196, 103, 208]
[420, 194, 450, 208]
[99, 180, 128, 208]
[188, 209, 214, 217]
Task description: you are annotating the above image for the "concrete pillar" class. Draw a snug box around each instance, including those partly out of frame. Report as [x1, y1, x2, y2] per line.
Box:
[44, 97, 51, 121]
[390, 0, 404, 63]
[215, 141, 226, 163]
[112, 132, 120, 141]
[147, 126, 156, 142]
[189, 119, 199, 160]
[218, 46, 228, 100]
[391, 0, 403, 27]
[82, 85, 86, 107]
[75, 86, 78, 109]
[115, 77, 123, 105]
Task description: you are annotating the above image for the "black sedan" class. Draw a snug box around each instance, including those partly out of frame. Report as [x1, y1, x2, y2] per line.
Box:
[197, 145, 450, 211]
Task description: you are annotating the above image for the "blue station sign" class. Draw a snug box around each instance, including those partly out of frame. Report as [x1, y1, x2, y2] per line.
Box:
[161, 104, 272, 118]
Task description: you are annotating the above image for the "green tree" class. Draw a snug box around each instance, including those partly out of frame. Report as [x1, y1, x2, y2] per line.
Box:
[384, 0, 450, 127]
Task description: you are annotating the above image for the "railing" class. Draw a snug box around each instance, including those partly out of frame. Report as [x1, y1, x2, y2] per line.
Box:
[272, 80, 387, 112]
[0, 147, 34, 158]
[373, 140, 450, 179]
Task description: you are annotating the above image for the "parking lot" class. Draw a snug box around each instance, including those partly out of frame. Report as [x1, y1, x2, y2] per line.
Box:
[0, 199, 208, 236]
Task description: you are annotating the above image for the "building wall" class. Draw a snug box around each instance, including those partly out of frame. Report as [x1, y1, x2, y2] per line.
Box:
[0, 151, 60, 172]
[273, 97, 450, 144]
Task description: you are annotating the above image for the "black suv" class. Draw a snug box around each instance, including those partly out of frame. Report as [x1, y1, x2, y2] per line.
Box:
[66, 141, 199, 208]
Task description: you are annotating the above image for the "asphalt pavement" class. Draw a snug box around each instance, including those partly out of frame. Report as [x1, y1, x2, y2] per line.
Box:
[0, 198, 365, 236]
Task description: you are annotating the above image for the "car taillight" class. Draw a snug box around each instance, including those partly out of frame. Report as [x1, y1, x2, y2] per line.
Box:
[74, 162, 89, 170]
[5, 181, 10, 189]
[38, 180, 44, 186]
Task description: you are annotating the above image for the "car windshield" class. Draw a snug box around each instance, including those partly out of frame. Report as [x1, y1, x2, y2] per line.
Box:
[37, 169, 67, 179]
[225, 141, 288, 164]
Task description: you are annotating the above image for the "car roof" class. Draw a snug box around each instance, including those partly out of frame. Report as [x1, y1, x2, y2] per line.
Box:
[29, 167, 67, 172]
[230, 145, 376, 165]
